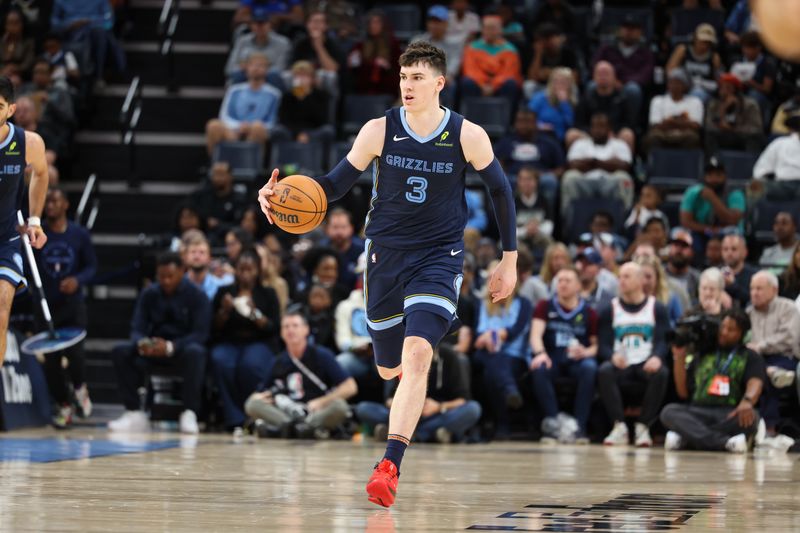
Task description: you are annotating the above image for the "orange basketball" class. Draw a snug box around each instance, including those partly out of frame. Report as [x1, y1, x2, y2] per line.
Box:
[270, 174, 328, 234]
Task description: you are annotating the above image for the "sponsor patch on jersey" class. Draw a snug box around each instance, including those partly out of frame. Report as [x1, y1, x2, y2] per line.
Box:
[5, 140, 19, 155]
[435, 130, 453, 147]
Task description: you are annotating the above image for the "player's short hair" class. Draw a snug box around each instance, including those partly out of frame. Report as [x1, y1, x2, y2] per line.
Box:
[0, 76, 15, 104]
[156, 252, 183, 269]
[399, 41, 447, 77]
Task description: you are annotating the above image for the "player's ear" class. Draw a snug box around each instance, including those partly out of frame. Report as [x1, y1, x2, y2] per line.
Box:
[7, 103, 15, 117]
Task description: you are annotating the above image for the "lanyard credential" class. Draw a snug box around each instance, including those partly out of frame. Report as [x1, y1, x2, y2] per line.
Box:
[714, 348, 737, 375]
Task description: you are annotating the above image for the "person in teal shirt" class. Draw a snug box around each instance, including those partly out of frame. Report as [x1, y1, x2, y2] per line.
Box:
[679, 157, 746, 262]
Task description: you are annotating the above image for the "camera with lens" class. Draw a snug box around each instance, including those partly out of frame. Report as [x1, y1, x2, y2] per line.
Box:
[669, 313, 720, 354]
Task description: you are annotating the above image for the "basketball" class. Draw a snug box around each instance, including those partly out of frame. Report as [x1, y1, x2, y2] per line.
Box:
[753, 0, 800, 60]
[269, 174, 328, 234]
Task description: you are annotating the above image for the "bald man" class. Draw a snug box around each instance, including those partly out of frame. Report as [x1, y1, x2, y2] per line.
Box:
[721, 234, 758, 307]
[597, 262, 671, 447]
[746, 270, 800, 434]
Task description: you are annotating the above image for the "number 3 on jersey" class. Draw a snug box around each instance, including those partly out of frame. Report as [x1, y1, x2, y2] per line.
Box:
[405, 176, 428, 204]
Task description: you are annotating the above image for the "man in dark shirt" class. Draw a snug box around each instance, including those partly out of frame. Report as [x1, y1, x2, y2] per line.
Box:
[272, 60, 335, 149]
[245, 311, 357, 439]
[108, 253, 211, 434]
[592, 15, 655, 97]
[661, 309, 764, 453]
[721, 233, 757, 307]
[189, 161, 248, 245]
[318, 208, 364, 290]
[526, 23, 579, 87]
[290, 11, 343, 83]
[597, 262, 670, 447]
[38, 188, 97, 427]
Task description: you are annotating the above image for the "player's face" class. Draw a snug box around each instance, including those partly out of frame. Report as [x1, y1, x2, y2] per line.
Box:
[0, 96, 16, 129]
[400, 64, 444, 110]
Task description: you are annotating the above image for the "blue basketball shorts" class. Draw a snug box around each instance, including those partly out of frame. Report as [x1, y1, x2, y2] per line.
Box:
[363, 238, 464, 369]
[0, 237, 26, 293]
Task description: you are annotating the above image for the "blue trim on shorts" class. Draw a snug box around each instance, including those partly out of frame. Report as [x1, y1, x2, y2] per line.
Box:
[404, 294, 456, 315]
[367, 315, 404, 331]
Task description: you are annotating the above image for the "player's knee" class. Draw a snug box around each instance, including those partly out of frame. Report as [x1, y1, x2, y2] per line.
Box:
[401, 336, 433, 377]
[377, 365, 401, 381]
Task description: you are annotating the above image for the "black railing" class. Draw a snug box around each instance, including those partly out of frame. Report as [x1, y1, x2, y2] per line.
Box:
[158, 0, 180, 93]
[75, 173, 100, 230]
[120, 76, 143, 187]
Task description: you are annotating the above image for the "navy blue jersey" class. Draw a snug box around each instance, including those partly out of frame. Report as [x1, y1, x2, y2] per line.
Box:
[0, 123, 27, 242]
[365, 106, 469, 249]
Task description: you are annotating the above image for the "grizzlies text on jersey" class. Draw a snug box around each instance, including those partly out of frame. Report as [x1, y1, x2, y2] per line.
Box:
[364, 107, 469, 249]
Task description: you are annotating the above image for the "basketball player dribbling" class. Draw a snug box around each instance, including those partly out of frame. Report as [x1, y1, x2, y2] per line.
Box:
[0, 75, 50, 365]
[258, 42, 517, 508]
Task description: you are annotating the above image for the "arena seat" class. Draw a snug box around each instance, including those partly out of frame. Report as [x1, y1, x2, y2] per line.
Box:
[647, 148, 704, 191]
[212, 141, 264, 182]
[460, 97, 511, 139]
[342, 94, 394, 137]
[270, 140, 325, 176]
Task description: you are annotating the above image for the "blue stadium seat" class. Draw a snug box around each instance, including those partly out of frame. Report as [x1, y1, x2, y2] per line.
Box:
[270, 141, 324, 176]
[380, 4, 422, 42]
[342, 94, 393, 136]
[647, 148, 704, 191]
[565, 197, 626, 244]
[750, 199, 800, 244]
[460, 97, 511, 139]
[670, 8, 726, 46]
[717, 150, 759, 188]
[212, 141, 264, 182]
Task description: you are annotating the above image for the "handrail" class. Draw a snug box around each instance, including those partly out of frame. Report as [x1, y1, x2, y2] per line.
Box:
[158, 0, 180, 92]
[120, 76, 143, 187]
[75, 173, 97, 224]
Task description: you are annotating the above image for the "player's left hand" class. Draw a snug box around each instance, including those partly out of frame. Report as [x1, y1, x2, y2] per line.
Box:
[26, 224, 47, 249]
[488, 253, 517, 303]
[257, 168, 279, 225]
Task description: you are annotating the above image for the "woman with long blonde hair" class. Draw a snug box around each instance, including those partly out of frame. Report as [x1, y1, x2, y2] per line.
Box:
[538, 242, 572, 287]
[255, 243, 289, 313]
[527, 67, 578, 142]
[636, 255, 683, 326]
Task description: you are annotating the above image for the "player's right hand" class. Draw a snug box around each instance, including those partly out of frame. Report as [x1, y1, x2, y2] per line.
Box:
[258, 168, 279, 225]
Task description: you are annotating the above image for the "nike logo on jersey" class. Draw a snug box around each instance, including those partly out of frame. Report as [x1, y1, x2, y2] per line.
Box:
[450, 249, 462, 256]
[393, 135, 409, 141]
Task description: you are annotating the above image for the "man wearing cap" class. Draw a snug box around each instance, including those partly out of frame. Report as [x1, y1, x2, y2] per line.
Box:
[771, 86, 800, 135]
[665, 228, 700, 308]
[226, 9, 291, 84]
[575, 247, 618, 311]
[705, 72, 764, 155]
[666, 23, 723, 102]
[644, 68, 703, 151]
[592, 14, 654, 90]
[679, 157, 746, 255]
[753, 108, 800, 190]
[411, 5, 465, 107]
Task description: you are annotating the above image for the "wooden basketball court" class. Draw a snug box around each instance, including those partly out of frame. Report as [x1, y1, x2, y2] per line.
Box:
[0, 428, 798, 532]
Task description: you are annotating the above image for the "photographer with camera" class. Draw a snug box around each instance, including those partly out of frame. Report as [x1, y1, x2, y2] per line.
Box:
[661, 309, 765, 453]
[244, 311, 357, 439]
[671, 267, 730, 364]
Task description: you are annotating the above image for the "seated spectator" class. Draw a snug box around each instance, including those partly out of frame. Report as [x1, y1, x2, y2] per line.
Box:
[530, 0, 575, 36]
[356, 346, 481, 444]
[637, 254, 684, 327]
[661, 309, 764, 453]
[211, 250, 279, 431]
[561, 113, 635, 223]
[705, 235, 724, 268]
[108, 253, 211, 434]
[255, 243, 289, 312]
[290, 10, 343, 92]
[446, 0, 480, 46]
[20, 60, 76, 159]
[704, 73, 764, 155]
[729, 31, 775, 117]
[568, 62, 637, 150]
[679, 157, 745, 257]
[318, 208, 365, 290]
[446, 252, 479, 355]
[347, 10, 401, 96]
[524, 23, 578, 96]
[42, 33, 80, 91]
[473, 266, 533, 439]
[779, 243, 800, 300]
[724, 0, 754, 47]
[665, 228, 700, 307]
[334, 261, 373, 382]
[190, 161, 248, 245]
[598, 262, 670, 447]
[165, 204, 206, 252]
[530, 267, 598, 443]
[495, 109, 564, 208]
[759, 212, 798, 270]
[770, 87, 800, 136]
[518, 249, 549, 309]
[244, 311, 357, 439]
[534, 242, 572, 296]
[302, 283, 337, 352]
[527, 67, 576, 142]
[722, 233, 757, 307]
[461, 14, 522, 107]
[181, 230, 233, 301]
[271, 61, 334, 148]
[206, 53, 281, 156]
[50, 0, 125, 83]
[225, 227, 255, 270]
[666, 23, 722, 102]
[410, 5, 464, 107]
[576, 247, 618, 312]
[592, 15, 654, 105]
[624, 185, 669, 242]
[226, 9, 290, 85]
[753, 108, 800, 187]
[239, 206, 269, 242]
[746, 271, 800, 434]
[514, 166, 554, 245]
[644, 68, 703, 151]
[1, 10, 34, 81]
[302, 247, 350, 307]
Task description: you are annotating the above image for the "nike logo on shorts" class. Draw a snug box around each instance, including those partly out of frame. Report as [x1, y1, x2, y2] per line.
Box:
[450, 249, 462, 256]
[393, 135, 409, 141]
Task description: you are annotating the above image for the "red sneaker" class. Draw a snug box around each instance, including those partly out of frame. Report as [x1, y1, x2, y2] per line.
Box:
[366, 459, 399, 508]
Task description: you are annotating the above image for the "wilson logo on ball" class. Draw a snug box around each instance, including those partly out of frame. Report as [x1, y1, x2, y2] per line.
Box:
[272, 210, 300, 224]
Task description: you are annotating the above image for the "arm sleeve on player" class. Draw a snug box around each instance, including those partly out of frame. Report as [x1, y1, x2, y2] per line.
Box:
[477, 158, 517, 252]
[314, 157, 364, 201]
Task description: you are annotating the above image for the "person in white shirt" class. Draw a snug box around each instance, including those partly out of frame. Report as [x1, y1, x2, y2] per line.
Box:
[753, 108, 800, 182]
[446, 0, 480, 46]
[644, 68, 704, 151]
[759, 212, 798, 270]
[561, 112, 634, 225]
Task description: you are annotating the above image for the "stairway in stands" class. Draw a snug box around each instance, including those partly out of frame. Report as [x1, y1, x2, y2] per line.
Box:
[66, 0, 236, 404]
